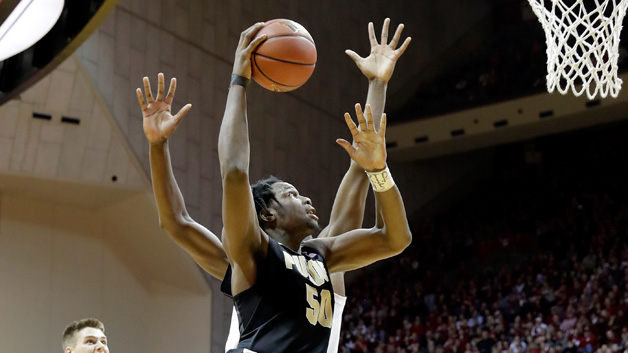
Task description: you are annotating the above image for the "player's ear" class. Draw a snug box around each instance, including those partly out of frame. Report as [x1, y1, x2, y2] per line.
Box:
[260, 208, 276, 222]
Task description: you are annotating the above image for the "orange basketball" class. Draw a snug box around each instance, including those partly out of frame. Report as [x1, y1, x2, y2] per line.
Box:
[251, 19, 317, 92]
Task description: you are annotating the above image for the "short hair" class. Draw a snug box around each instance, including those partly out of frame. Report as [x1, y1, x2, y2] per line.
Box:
[251, 175, 283, 228]
[62, 318, 105, 351]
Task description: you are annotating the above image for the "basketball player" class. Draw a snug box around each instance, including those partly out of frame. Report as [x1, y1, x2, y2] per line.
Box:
[62, 318, 108, 353]
[216, 21, 412, 352]
[138, 19, 409, 353]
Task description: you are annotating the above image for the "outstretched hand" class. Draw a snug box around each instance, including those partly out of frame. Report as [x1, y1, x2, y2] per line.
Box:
[137, 73, 191, 145]
[337, 104, 387, 172]
[345, 18, 411, 83]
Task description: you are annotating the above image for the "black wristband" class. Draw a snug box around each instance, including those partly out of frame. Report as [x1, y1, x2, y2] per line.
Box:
[230, 74, 250, 88]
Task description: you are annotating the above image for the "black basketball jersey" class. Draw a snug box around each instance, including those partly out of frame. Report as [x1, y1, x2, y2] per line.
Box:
[221, 237, 334, 353]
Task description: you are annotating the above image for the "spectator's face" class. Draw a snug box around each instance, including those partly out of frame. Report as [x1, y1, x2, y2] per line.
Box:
[67, 327, 108, 353]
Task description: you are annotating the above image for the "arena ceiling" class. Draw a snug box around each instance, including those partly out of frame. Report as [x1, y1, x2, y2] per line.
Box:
[1, 0, 627, 162]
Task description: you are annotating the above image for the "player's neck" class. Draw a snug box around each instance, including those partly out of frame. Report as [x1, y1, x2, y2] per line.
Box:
[265, 228, 309, 252]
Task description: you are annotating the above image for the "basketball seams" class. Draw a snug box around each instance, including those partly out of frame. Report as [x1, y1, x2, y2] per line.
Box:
[252, 54, 302, 89]
[252, 52, 316, 66]
[261, 34, 315, 45]
[254, 35, 317, 65]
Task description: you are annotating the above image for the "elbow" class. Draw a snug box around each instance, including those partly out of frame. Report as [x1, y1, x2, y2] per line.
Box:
[221, 165, 249, 183]
[388, 228, 412, 255]
[401, 229, 413, 250]
[158, 218, 177, 232]
[158, 215, 172, 231]
[158, 214, 190, 234]
[218, 141, 249, 180]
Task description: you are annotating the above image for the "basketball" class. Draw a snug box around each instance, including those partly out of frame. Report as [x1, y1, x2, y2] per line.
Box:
[251, 19, 317, 92]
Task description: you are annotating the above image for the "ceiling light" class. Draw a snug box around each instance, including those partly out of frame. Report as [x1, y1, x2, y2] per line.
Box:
[0, 0, 64, 61]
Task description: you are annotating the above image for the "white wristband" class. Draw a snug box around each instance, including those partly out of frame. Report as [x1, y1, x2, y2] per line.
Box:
[366, 166, 395, 192]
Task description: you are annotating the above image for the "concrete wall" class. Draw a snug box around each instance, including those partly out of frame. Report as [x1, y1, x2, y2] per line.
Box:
[0, 194, 211, 353]
[0, 48, 213, 353]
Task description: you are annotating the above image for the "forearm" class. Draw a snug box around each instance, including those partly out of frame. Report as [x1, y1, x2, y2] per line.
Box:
[366, 78, 387, 128]
[373, 184, 412, 253]
[323, 162, 370, 238]
[218, 85, 250, 178]
[150, 140, 190, 229]
[366, 78, 387, 227]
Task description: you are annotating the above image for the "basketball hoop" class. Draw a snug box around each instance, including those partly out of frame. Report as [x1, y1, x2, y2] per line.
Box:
[527, 0, 628, 99]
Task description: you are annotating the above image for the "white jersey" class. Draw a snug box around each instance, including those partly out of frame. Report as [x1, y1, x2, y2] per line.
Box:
[327, 293, 346, 353]
[224, 293, 347, 353]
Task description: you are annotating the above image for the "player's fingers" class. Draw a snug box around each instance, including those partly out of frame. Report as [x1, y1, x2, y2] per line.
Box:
[165, 77, 176, 105]
[157, 73, 165, 101]
[380, 18, 390, 45]
[173, 104, 192, 123]
[344, 112, 359, 136]
[136, 88, 147, 111]
[336, 139, 355, 157]
[239, 22, 264, 48]
[378, 113, 387, 137]
[354, 103, 368, 130]
[143, 77, 154, 103]
[246, 34, 267, 54]
[364, 104, 374, 130]
[389, 23, 405, 49]
[368, 22, 377, 47]
[242, 22, 264, 41]
[395, 37, 412, 57]
[345, 50, 364, 64]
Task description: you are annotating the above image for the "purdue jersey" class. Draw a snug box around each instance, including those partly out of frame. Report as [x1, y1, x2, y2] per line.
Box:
[225, 293, 348, 353]
[221, 237, 334, 353]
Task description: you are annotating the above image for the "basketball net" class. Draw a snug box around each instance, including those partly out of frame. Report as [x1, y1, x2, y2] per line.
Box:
[527, 0, 628, 99]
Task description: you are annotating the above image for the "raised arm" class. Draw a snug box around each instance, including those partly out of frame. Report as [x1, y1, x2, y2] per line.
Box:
[321, 18, 412, 239]
[218, 23, 268, 295]
[310, 104, 412, 273]
[137, 73, 228, 280]
[348, 18, 412, 229]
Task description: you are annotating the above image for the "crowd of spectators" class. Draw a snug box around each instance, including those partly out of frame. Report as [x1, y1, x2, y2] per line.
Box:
[339, 123, 628, 353]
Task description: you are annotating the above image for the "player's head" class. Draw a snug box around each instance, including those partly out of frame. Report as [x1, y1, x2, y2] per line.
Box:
[252, 175, 283, 227]
[252, 176, 319, 236]
[62, 318, 108, 353]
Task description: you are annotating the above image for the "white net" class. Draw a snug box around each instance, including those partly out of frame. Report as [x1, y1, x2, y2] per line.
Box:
[527, 0, 628, 99]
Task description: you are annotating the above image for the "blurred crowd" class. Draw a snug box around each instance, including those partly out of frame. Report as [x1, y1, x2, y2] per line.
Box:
[339, 122, 628, 353]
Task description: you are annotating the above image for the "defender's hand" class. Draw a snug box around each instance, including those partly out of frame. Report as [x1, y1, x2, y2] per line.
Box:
[345, 18, 411, 83]
[232, 22, 267, 79]
[137, 73, 191, 145]
[337, 104, 387, 172]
